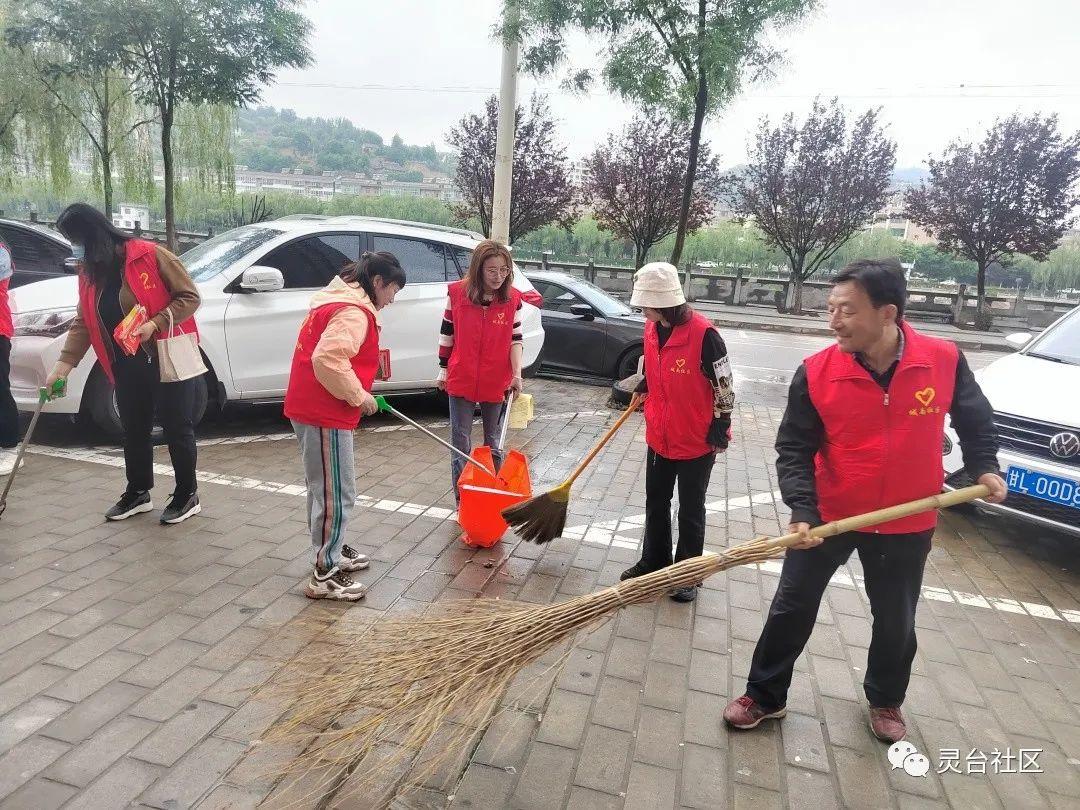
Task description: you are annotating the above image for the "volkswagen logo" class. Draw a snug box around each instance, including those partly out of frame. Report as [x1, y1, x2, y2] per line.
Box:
[1049, 432, 1080, 459]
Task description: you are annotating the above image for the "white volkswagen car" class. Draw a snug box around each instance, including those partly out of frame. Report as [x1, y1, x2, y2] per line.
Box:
[943, 305, 1080, 536]
[9, 216, 545, 434]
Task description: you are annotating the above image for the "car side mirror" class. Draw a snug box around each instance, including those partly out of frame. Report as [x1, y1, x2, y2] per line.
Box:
[1005, 331, 1032, 350]
[569, 303, 595, 321]
[239, 265, 285, 293]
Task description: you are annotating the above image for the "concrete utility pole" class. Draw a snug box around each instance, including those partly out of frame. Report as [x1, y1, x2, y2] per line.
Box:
[491, 2, 519, 246]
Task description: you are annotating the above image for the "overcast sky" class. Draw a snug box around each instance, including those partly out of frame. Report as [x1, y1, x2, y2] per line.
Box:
[261, 0, 1080, 169]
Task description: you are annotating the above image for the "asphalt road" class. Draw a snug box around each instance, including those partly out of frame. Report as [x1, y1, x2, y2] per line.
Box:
[725, 328, 1001, 408]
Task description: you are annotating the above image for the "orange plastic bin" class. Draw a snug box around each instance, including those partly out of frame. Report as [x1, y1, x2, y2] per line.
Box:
[457, 446, 532, 548]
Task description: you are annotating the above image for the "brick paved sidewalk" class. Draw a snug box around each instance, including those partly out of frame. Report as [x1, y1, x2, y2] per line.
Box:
[0, 379, 1078, 809]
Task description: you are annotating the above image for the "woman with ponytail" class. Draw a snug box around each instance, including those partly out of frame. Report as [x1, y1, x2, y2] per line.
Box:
[284, 251, 406, 601]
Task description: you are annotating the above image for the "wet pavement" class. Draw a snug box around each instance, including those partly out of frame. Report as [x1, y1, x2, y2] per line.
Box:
[0, 331, 1077, 809]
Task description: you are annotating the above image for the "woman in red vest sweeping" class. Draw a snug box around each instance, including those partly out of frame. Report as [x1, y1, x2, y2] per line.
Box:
[285, 251, 406, 601]
[619, 262, 736, 603]
[436, 240, 523, 502]
[46, 204, 203, 524]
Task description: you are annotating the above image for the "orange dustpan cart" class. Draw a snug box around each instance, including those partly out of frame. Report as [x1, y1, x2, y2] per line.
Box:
[457, 394, 531, 547]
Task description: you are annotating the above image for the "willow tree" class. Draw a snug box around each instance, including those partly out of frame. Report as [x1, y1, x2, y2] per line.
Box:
[5, 0, 156, 213]
[105, 0, 312, 250]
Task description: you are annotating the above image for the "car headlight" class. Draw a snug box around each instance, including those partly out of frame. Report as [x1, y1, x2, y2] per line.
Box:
[13, 308, 77, 338]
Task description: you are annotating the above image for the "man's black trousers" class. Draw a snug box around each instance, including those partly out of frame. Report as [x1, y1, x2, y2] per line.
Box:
[746, 529, 933, 710]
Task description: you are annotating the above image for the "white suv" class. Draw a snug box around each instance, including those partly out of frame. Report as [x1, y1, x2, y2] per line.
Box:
[9, 216, 545, 434]
[943, 305, 1079, 536]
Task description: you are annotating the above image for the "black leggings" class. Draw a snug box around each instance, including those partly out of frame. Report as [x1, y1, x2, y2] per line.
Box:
[113, 354, 200, 498]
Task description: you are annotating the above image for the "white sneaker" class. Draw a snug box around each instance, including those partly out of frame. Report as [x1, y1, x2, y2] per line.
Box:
[304, 566, 368, 601]
[0, 449, 22, 477]
[338, 544, 370, 573]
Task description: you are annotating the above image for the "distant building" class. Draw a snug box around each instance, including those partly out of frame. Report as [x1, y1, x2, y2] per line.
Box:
[233, 166, 463, 204]
[113, 203, 150, 230]
[863, 190, 935, 245]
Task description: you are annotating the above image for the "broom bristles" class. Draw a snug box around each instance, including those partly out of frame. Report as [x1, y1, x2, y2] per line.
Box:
[501, 481, 570, 544]
[259, 539, 782, 807]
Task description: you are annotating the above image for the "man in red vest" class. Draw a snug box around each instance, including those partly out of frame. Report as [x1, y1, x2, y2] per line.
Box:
[723, 258, 1006, 743]
[0, 238, 17, 476]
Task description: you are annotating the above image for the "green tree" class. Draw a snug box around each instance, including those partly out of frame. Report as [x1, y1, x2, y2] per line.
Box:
[102, 0, 312, 249]
[0, 0, 64, 184]
[510, 0, 815, 265]
[6, 0, 156, 214]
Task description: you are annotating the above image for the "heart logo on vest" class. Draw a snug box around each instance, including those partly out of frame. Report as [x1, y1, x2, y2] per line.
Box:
[675, 358, 686, 368]
[914, 387, 935, 407]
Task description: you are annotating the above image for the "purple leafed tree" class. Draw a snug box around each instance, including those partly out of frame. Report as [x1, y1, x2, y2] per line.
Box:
[729, 98, 895, 314]
[586, 111, 722, 268]
[447, 94, 577, 243]
[905, 113, 1080, 329]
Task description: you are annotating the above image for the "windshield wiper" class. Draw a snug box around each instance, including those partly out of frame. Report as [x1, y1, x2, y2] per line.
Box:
[1027, 351, 1077, 366]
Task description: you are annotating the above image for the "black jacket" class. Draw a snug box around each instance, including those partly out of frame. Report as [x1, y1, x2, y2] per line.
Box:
[775, 351, 1000, 527]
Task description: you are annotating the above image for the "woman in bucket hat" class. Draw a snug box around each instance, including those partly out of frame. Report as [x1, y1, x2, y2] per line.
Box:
[620, 262, 735, 602]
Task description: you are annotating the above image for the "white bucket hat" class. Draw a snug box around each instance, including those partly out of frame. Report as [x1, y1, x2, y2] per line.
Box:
[630, 262, 686, 308]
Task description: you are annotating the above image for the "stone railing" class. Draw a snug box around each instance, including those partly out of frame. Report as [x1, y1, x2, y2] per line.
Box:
[0, 211, 211, 254]
[517, 256, 1079, 331]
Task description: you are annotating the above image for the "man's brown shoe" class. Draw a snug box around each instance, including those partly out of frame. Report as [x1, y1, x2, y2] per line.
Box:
[723, 695, 787, 729]
[869, 706, 907, 743]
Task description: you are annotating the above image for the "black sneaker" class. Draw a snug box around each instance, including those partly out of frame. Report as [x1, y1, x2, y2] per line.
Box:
[670, 585, 699, 603]
[160, 492, 201, 525]
[620, 562, 658, 581]
[105, 490, 153, 521]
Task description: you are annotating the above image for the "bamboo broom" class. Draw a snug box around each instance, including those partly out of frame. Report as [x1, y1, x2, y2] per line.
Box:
[501, 393, 644, 544]
[261, 484, 988, 807]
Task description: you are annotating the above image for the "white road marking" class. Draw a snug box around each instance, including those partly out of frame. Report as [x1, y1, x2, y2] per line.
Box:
[25, 445, 458, 523]
[564, 490, 1080, 625]
[191, 408, 614, 448]
[25, 442, 1078, 626]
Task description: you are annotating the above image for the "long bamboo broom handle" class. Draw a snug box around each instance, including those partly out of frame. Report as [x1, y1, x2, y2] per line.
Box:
[755, 484, 989, 554]
[563, 393, 643, 486]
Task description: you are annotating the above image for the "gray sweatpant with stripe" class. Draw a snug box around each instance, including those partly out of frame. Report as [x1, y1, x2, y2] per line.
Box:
[292, 421, 356, 572]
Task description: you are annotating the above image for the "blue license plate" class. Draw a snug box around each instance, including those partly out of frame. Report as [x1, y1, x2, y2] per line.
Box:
[1005, 466, 1080, 510]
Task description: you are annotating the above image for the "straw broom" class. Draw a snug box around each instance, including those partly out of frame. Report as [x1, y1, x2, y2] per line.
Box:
[502, 393, 644, 544]
[261, 485, 988, 807]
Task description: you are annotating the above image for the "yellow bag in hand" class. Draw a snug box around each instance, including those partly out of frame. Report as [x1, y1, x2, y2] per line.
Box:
[508, 393, 534, 429]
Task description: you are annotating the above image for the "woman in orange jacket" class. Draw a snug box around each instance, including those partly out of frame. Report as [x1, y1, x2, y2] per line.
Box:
[284, 252, 406, 601]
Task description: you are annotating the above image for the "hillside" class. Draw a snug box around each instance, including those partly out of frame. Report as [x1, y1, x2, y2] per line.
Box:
[234, 106, 456, 180]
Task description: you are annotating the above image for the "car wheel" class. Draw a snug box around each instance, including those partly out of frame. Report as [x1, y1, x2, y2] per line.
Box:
[523, 346, 544, 378]
[615, 346, 644, 381]
[84, 366, 123, 437]
[610, 372, 643, 409]
[84, 365, 209, 437]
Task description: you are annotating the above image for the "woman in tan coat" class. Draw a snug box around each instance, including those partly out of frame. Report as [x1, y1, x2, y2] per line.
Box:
[46, 203, 204, 524]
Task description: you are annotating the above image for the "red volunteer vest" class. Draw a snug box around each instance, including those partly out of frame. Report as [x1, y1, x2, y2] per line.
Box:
[77, 239, 199, 383]
[445, 280, 520, 404]
[643, 312, 716, 460]
[804, 321, 958, 534]
[284, 301, 380, 430]
[0, 240, 12, 338]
